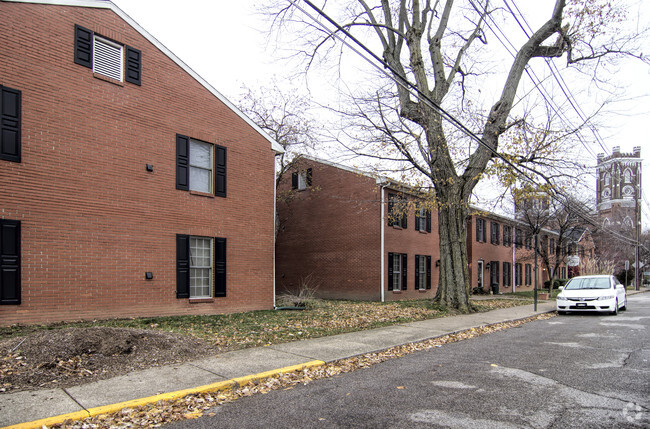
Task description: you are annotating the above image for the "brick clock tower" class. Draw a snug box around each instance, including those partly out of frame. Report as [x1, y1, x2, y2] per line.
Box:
[596, 146, 642, 264]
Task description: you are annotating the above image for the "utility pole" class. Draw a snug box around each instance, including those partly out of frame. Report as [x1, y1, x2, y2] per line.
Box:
[635, 163, 642, 291]
[534, 234, 538, 312]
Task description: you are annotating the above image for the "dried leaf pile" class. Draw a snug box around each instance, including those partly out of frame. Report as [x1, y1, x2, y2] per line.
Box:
[48, 313, 555, 428]
[0, 299, 530, 394]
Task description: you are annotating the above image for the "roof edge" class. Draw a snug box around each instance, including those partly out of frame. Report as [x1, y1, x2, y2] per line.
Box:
[2, 0, 285, 153]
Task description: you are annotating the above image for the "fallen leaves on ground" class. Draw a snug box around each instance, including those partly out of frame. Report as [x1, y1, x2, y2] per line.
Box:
[47, 312, 555, 428]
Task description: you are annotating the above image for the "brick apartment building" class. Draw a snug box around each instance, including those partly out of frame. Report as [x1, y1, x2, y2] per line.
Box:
[277, 157, 568, 301]
[276, 157, 439, 301]
[467, 212, 570, 294]
[0, 0, 283, 324]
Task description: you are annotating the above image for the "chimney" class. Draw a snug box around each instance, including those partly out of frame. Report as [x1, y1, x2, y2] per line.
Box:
[633, 146, 641, 157]
[612, 146, 620, 156]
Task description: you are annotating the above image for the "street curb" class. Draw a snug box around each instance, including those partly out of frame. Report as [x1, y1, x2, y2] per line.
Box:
[4, 360, 326, 429]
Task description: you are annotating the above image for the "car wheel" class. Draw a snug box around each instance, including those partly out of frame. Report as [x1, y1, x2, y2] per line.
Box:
[611, 299, 618, 315]
[621, 297, 627, 311]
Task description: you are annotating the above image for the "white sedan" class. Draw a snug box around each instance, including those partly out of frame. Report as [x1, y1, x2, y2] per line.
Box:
[556, 275, 627, 315]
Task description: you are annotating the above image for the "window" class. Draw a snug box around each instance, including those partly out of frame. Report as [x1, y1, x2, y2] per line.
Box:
[490, 261, 499, 287]
[549, 238, 555, 255]
[189, 237, 212, 298]
[515, 263, 522, 286]
[490, 222, 500, 245]
[561, 266, 567, 279]
[176, 235, 226, 299]
[525, 233, 532, 250]
[503, 262, 511, 287]
[74, 24, 141, 85]
[515, 228, 523, 248]
[415, 255, 432, 290]
[415, 207, 431, 232]
[624, 168, 632, 183]
[0, 220, 21, 305]
[387, 194, 407, 228]
[525, 264, 532, 285]
[189, 139, 213, 193]
[476, 218, 486, 242]
[503, 225, 511, 247]
[291, 168, 312, 191]
[388, 253, 407, 291]
[1, 85, 21, 163]
[176, 134, 227, 197]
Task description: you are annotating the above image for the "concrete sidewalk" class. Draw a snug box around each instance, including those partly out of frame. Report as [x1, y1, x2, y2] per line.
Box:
[1, 300, 560, 428]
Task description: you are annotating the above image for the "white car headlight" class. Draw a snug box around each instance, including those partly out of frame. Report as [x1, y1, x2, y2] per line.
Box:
[557, 295, 567, 301]
[598, 295, 615, 300]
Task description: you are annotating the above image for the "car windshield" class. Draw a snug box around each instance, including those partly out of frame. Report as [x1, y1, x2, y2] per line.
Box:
[564, 277, 611, 290]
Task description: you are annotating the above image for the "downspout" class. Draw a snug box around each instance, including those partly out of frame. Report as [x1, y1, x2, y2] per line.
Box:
[378, 178, 387, 302]
[273, 157, 278, 308]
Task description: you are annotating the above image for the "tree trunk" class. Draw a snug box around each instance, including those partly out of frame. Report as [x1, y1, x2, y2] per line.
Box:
[434, 194, 472, 312]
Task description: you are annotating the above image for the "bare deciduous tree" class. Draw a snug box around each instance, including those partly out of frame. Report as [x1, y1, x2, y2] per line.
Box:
[269, 0, 648, 311]
[236, 83, 318, 235]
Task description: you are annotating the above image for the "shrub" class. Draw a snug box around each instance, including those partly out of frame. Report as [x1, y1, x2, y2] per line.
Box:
[276, 273, 321, 309]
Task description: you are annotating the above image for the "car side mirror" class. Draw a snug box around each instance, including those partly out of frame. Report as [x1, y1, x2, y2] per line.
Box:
[559, 286, 564, 291]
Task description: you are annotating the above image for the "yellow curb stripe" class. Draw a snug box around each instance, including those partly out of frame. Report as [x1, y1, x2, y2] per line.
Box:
[4, 360, 325, 429]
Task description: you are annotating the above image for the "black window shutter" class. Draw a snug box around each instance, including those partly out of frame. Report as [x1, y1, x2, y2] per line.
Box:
[176, 134, 189, 190]
[214, 145, 227, 197]
[426, 256, 431, 289]
[0, 220, 21, 305]
[414, 255, 420, 289]
[503, 262, 507, 285]
[426, 210, 431, 233]
[1, 86, 21, 162]
[214, 237, 226, 297]
[291, 172, 298, 190]
[476, 219, 481, 242]
[401, 211, 407, 229]
[415, 211, 421, 231]
[387, 253, 394, 291]
[124, 46, 142, 86]
[176, 234, 190, 298]
[306, 168, 312, 187]
[74, 24, 93, 68]
[401, 253, 407, 290]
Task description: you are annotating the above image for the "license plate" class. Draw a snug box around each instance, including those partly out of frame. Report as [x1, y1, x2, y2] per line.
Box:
[576, 303, 587, 307]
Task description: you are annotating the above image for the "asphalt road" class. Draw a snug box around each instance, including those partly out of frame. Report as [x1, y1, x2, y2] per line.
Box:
[168, 293, 650, 428]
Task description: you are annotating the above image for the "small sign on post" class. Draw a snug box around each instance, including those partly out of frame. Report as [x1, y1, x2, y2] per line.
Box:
[625, 260, 629, 270]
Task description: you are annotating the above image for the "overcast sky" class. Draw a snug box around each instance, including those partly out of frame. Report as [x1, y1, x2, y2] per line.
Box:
[111, 0, 649, 229]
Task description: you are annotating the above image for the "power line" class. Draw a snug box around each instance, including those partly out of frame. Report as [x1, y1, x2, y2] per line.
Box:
[472, 0, 601, 159]
[288, 0, 640, 247]
[504, 0, 610, 155]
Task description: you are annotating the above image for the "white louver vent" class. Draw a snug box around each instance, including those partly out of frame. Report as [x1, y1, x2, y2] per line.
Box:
[93, 36, 123, 81]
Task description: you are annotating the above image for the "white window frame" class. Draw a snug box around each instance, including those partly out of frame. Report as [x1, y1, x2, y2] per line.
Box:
[93, 35, 123, 81]
[417, 207, 427, 231]
[189, 139, 213, 193]
[418, 256, 427, 290]
[393, 256, 402, 290]
[297, 171, 307, 190]
[189, 236, 213, 299]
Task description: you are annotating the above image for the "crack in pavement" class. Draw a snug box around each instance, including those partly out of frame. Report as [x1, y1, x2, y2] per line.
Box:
[491, 365, 648, 412]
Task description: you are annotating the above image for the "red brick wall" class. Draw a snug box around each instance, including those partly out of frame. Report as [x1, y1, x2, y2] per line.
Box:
[467, 214, 559, 292]
[275, 160, 441, 301]
[275, 160, 382, 300]
[0, 3, 275, 324]
[383, 189, 439, 300]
